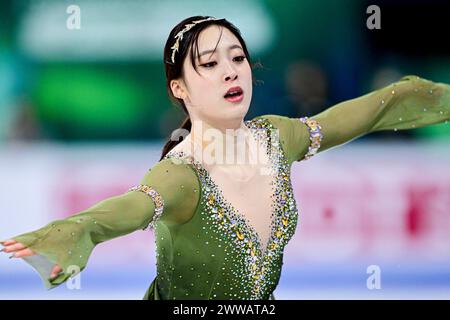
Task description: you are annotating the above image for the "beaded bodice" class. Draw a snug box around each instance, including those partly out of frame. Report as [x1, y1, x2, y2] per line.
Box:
[156, 117, 299, 299]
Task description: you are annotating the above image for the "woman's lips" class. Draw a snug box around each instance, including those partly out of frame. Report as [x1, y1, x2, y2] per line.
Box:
[224, 91, 244, 103]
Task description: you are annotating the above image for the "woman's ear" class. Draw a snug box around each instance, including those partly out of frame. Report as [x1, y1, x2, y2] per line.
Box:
[170, 79, 187, 100]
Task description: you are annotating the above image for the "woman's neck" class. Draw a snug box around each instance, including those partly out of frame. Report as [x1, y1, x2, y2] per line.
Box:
[186, 118, 256, 167]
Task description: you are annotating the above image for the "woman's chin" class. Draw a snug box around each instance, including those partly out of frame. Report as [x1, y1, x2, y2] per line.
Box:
[222, 99, 249, 113]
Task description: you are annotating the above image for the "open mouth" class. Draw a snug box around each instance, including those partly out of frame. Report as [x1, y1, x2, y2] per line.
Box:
[224, 87, 244, 102]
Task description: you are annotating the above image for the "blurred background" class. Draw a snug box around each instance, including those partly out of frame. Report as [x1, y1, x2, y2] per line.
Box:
[1, 0, 450, 299]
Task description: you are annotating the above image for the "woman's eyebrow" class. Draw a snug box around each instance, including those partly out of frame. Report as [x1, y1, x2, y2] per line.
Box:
[198, 44, 243, 58]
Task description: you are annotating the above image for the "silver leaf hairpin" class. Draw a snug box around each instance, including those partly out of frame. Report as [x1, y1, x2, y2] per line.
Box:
[170, 17, 222, 64]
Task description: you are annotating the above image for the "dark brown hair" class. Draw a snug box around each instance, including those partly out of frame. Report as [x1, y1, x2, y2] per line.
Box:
[160, 15, 260, 161]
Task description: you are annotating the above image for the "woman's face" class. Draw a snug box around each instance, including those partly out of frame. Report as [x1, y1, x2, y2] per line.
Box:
[173, 25, 253, 126]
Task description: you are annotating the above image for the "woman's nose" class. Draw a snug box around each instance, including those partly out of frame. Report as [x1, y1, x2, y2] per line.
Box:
[224, 71, 238, 82]
[223, 63, 238, 82]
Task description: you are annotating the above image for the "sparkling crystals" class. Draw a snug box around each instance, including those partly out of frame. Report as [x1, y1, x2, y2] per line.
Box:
[208, 194, 216, 205]
[381, 99, 385, 104]
[128, 184, 165, 230]
[160, 117, 299, 300]
[299, 117, 323, 161]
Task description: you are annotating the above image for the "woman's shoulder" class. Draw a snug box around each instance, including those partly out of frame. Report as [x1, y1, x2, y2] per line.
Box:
[249, 114, 296, 130]
[249, 114, 310, 164]
[139, 156, 201, 226]
[143, 155, 199, 188]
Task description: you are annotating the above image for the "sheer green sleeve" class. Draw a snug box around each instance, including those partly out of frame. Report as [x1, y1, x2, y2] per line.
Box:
[256, 75, 450, 165]
[6, 158, 199, 290]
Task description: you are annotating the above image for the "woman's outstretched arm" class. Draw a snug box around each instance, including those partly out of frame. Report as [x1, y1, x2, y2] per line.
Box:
[0, 159, 199, 290]
[255, 75, 450, 164]
[307, 75, 449, 154]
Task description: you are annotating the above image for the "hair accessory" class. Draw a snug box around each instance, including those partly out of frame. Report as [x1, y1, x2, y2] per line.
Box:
[170, 17, 222, 64]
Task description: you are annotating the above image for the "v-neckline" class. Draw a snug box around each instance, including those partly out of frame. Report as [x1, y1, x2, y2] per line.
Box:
[164, 119, 277, 257]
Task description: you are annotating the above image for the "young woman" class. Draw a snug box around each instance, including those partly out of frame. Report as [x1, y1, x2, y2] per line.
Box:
[1, 16, 449, 300]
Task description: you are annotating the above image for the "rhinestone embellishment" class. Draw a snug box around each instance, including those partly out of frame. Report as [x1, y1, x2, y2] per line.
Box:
[163, 117, 299, 299]
[128, 185, 164, 230]
[299, 117, 323, 161]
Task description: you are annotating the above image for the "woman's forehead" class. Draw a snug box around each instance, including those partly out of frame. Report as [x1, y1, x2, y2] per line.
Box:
[195, 25, 241, 57]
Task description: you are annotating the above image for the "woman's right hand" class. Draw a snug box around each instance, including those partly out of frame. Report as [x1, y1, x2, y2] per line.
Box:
[1, 239, 63, 279]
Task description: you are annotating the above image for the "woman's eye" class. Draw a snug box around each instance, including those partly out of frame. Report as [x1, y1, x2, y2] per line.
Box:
[200, 56, 245, 68]
[201, 61, 217, 68]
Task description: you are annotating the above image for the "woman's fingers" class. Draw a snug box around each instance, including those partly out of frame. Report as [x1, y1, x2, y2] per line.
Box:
[1, 241, 61, 280]
[50, 265, 63, 279]
[10, 248, 35, 258]
[1, 242, 26, 253]
[0, 239, 17, 246]
[2, 239, 63, 280]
